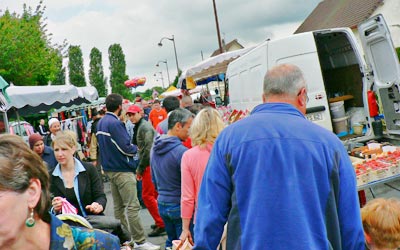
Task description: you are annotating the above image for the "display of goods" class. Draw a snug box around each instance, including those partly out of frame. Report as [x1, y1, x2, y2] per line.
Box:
[351, 145, 383, 159]
[225, 108, 249, 124]
[353, 148, 400, 186]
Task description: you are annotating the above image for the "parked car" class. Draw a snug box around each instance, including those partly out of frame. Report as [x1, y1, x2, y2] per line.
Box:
[9, 121, 35, 143]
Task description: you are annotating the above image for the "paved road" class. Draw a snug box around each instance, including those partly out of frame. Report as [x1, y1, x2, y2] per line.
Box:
[103, 181, 167, 249]
[364, 178, 400, 200]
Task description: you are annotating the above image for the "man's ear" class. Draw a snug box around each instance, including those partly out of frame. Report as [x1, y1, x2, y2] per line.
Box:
[175, 122, 183, 130]
[262, 93, 267, 103]
[171, 122, 182, 133]
[298, 88, 307, 106]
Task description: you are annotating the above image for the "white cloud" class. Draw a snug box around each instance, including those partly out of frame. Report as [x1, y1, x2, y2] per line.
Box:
[0, 0, 321, 93]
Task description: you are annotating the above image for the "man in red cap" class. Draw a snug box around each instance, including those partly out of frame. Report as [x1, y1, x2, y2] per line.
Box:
[29, 133, 58, 171]
[126, 104, 165, 237]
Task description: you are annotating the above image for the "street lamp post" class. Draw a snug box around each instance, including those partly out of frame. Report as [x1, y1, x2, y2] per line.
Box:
[154, 72, 165, 89]
[158, 35, 180, 74]
[156, 59, 171, 85]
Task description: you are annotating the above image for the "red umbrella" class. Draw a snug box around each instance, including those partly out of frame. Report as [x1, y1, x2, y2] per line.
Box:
[124, 77, 146, 88]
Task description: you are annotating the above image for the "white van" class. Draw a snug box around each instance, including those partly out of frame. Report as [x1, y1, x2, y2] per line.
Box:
[227, 14, 400, 144]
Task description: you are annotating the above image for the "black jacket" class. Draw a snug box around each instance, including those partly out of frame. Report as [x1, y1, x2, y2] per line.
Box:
[50, 161, 106, 216]
[43, 133, 53, 147]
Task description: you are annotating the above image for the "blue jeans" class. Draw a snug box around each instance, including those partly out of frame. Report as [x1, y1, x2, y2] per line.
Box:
[158, 201, 182, 248]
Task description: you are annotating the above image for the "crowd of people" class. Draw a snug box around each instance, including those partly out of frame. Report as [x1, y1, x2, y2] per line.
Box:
[1, 64, 400, 250]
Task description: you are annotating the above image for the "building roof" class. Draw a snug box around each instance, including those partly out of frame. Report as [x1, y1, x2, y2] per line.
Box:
[295, 0, 384, 34]
[210, 39, 244, 57]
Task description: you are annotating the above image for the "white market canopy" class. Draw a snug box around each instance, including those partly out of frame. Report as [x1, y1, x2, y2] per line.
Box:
[77, 86, 99, 102]
[6, 85, 99, 117]
[160, 85, 204, 98]
[178, 46, 255, 88]
[54, 97, 106, 113]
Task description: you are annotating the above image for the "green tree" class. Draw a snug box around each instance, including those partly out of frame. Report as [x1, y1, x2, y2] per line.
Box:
[51, 53, 66, 85]
[52, 66, 65, 85]
[89, 47, 106, 96]
[137, 86, 165, 100]
[68, 45, 86, 87]
[0, 2, 64, 86]
[108, 43, 131, 98]
[170, 70, 182, 88]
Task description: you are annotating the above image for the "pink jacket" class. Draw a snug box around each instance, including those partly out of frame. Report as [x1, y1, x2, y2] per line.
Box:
[180, 143, 213, 222]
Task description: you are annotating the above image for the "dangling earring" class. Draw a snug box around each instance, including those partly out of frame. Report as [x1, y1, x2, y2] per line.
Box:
[25, 208, 35, 227]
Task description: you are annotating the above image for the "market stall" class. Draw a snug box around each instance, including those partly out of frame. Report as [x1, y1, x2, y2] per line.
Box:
[54, 97, 105, 114]
[6, 85, 98, 117]
[159, 85, 204, 99]
[0, 77, 9, 134]
[159, 86, 180, 98]
[177, 47, 255, 107]
[351, 144, 400, 194]
[178, 47, 254, 89]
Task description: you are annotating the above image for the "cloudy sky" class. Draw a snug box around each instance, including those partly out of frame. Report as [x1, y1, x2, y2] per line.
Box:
[0, 0, 321, 92]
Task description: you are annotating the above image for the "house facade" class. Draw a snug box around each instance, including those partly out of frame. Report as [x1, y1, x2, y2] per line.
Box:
[295, 0, 400, 47]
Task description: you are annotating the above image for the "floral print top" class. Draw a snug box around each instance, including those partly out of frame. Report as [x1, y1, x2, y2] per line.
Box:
[49, 213, 120, 249]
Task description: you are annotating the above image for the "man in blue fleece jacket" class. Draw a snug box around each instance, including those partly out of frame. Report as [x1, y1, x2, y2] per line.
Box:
[194, 64, 365, 250]
[150, 108, 194, 249]
[97, 93, 160, 250]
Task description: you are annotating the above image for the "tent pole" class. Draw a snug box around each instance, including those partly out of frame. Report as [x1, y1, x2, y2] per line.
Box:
[223, 78, 229, 106]
[15, 108, 22, 136]
[217, 78, 222, 97]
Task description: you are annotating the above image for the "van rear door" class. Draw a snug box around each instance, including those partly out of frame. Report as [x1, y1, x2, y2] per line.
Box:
[358, 14, 400, 135]
[267, 32, 333, 131]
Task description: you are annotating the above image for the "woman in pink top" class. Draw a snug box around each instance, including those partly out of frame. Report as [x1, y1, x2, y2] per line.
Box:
[179, 107, 225, 243]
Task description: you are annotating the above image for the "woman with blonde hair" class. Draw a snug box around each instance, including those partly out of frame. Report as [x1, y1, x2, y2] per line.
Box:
[0, 134, 120, 249]
[179, 107, 225, 244]
[50, 130, 106, 217]
[50, 130, 130, 245]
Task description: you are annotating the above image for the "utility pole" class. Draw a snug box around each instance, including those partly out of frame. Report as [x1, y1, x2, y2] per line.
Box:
[212, 0, 223, 54]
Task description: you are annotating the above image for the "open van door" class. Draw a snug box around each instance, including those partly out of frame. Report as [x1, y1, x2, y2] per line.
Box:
[358, 14, 400, 135]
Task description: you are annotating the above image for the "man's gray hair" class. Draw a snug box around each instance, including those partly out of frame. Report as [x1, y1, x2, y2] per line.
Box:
[263, 64, 306, 98]
[168, 108, 194, 130]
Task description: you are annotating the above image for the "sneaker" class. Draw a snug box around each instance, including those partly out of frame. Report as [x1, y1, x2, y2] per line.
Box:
[165, 247, 172, 250]
[148, 226, 166, 237]
[150, 224, 157, 230]
[133, 242, 160, 250]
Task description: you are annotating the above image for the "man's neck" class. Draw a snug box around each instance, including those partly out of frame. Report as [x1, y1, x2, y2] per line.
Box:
[167, 130, 181, 140]
[134, 117, 143, 125]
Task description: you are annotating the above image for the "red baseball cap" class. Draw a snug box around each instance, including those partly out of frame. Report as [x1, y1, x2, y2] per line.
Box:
[126, 105, 142, 114]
